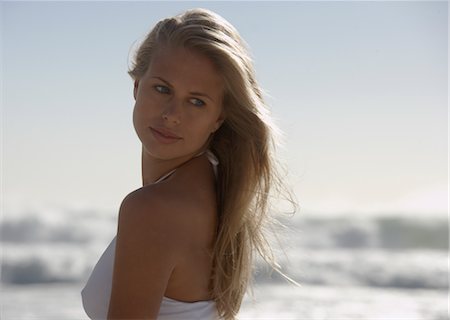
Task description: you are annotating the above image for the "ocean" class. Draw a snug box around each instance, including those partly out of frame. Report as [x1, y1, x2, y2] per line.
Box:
[1, 207, 448, 319]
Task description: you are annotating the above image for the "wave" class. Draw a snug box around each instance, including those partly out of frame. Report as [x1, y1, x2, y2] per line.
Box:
[282, 215, 448, 251]
[0, 209, 115, 244]
[255, 248, 448, 290]
[2, 210, 446, 250]
[0, 208, 448, 289]
[2, 243, 446, 291]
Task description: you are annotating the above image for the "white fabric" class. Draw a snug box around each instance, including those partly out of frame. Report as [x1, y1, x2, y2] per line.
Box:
[81, 150, 220, 319]
[81, 236, 219, 319]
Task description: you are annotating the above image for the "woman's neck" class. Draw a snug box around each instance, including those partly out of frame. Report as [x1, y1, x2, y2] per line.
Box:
[140, 145, 206, 186]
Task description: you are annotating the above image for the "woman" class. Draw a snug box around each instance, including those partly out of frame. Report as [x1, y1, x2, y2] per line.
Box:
[81, 8, 296, 320]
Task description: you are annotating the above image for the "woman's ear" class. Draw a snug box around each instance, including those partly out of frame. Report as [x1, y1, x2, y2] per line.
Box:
[212, 114, 226, 133]
[133, 80, 139, 100]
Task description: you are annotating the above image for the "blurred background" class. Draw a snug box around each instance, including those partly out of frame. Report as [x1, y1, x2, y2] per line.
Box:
[1, 1, 448, 319]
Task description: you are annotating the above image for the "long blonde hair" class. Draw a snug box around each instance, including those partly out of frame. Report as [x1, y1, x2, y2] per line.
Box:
[128, 8, 297, 319]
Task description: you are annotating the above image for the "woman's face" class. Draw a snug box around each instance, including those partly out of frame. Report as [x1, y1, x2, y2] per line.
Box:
[133, 45, 225, 160]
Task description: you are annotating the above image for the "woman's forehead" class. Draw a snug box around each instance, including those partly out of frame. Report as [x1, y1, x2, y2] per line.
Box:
[146, 46, 224, 93]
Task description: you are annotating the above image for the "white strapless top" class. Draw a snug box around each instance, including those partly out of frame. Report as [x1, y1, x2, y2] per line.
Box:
[81, 150, 220, 319]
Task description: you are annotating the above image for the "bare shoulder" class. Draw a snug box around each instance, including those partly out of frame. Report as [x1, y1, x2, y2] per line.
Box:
[108, 185, 188, 318]
[118, 167, 216, 248]
[115, 183, 196, 264]
[118, 184, 189, 248]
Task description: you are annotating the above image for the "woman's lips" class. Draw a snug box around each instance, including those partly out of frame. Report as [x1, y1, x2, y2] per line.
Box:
[150, 127, 182, 144]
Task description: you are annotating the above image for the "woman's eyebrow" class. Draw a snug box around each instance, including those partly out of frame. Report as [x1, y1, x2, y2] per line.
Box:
[151, 76, 215, 103]
[190, 91, 215, 103]
[151, 76, 172, 87]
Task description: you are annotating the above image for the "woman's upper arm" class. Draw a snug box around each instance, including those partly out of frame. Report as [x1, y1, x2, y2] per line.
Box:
[107, 189, 183, 319]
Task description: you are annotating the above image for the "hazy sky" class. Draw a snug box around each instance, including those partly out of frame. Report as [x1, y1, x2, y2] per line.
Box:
[2, 1, 448, 218]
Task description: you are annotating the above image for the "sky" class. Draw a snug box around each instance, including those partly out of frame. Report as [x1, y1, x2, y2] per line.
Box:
[2, 1, 448, 219]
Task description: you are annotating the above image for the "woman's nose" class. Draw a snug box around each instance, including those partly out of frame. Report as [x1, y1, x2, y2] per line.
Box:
[161, 99, 182, 125]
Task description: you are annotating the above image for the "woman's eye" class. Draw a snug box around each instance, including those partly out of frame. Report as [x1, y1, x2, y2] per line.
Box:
[190, 98, 205, 107]
[154, 85, 170, 94]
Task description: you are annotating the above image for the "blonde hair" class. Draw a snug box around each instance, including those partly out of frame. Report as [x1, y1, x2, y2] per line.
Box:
[128, 8, 297, 319]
